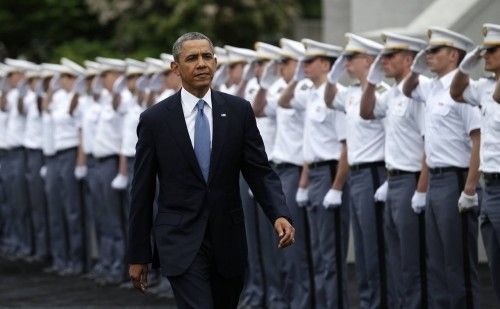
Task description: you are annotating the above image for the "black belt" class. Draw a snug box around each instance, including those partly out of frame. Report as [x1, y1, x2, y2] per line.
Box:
[309, 159, 338, 169]
[350, 161, 385, 172]
[55, 147, 77, 156]
[95, 154, 119, 163]
[9, 146, 24, 152]
[483, 173, 500, 181]
[274, 162, 300, 169]
[387, 169, 419, 178]
[429, 166, 468, 174]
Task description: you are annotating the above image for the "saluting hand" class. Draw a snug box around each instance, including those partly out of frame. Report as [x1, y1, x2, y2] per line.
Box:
[274, 217, 295, 249]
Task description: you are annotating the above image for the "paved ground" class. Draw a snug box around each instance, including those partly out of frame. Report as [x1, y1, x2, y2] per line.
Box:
[0, 257, 498, 308]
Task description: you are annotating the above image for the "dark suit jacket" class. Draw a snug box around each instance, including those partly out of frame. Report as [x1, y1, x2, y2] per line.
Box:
[127, 89, 291, 278]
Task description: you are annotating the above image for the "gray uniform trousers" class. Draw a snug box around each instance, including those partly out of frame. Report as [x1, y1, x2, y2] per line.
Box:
[94, 155, 126, 281]
[307, 162, 350, 309]
[385, 172, 425, 309]
[349, 163, 388, 309]
[239, 175, 288, 308]
[25, 148, 49, 259]
[7, 147, 32, 256]
[83, 155, 101, 272]
[0, 149, 11, 252]
[481, 175, 500, 304]
[426, 169, 479, 309]
[45, 148, 84, 271]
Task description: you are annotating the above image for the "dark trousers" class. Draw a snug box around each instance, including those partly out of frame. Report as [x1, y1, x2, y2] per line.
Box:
[168, 232, 244, 309]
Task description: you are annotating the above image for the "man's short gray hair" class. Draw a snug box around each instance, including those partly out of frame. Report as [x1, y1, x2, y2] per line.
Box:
[172, 32, 215, 62]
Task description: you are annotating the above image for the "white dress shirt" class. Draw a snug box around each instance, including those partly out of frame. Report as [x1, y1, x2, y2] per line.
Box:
[5, 88, 26, 148]
[23, 90, 43, 149]
[219, 83, 238, 95]
[373, 77, 426, 172]
[0, 110, 8, 149]
[155, 88, 176, 104]
[300, 81, 346, 163]
[463, 77, 500, 173]
[411, 69, 481, 168]
[50, 89, 80, 151]
[121, 95, 144, 157]
[271, 79, 312, 166]
[181, 87, 213, 147]
[79, 95, 101, 155]
[42, 111, 56, 156]
[333, 83, 388, 165]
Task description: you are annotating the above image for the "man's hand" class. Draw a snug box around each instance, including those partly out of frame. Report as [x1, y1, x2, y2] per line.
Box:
[367, 54, 384, 85]
[411, 191, 427, 214]
[295, 187, 309, 208]
[129, 263, 148, 293]
[327, 55, 346, 84]
[459, 46, 482, 75]
[374, 181, 388, 203]
[322, 188, 342, 209]
[411, 50, 427, 75]
[274, 217, 295, 249]
[458, 191, 479, 213]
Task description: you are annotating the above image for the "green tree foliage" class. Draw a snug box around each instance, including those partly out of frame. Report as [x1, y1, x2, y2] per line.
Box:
[0, 0, 299, 63]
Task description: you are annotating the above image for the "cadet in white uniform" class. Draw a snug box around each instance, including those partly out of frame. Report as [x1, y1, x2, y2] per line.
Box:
[403, 28, 481, 309]
[0, 68, 9, 254]
[360, 33, 429, 309]
[450, 23, 500, 305]
[0, 61, 31, 258]
[326, 34, 391, 309]
[92, 57, 129, 285]
[220, 45, 248, 95]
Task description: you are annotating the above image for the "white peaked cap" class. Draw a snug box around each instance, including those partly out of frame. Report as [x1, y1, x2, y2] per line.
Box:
[254, 42, 282, 60]
[160, 53, 175, 67]
[426, 27, 474, 51]
[224, 45, 256, 64]
[343, 33, 383, 56]
[482, 23, 500, 47]
[381, 32, 427, 54]
[125, 58, 147, 76]
[4, 58, 37, 72]
[302, 38, 343, 59]
[145, 57, 170, 75]
[61, 57, 85, 76]
[83, 60, 100, 77]
[279, 38, 305, 60]
[41, 63, 74, 76]
[96, 57, 126, 73]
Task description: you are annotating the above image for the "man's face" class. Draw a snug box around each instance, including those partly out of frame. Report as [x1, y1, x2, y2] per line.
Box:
[59, 73, 76, 91]
[8, 71, 24, 88]
[171, 39, 216, 92]
[279, 58, 297, 82]
[345, 53, 371, 78]
[425, 46, 458, 74]
[483, 46, 500, 72]
[228, 62, 245, 85]
[381, 51, 412, 78]
[255, 60, 268, 79]
[303, 57, 329, 82]
[126, 74, 140, 92]
[102, 70, 121, 91]
[164, 71, 182, 90]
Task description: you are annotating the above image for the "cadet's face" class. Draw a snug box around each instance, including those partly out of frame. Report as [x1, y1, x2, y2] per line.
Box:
[382, 51, 411, 78]
[102, 71, 121, 91]
[8, 72, 24, 88]
[29, 77, 38, 90]
[255, 60, 268, 79]
[127, 74, 139, 92]
[346, 54, 370, 78]
[164, 71, 182, 90]
[483, 47, 500, 72]
[303, 57, 329, 81]
[59, 74, 76, 91]
[425, 46, 457, 74]
[228, 62, 245, 84]
[171, 39, 216, 94]
[279, 58, 297, 82]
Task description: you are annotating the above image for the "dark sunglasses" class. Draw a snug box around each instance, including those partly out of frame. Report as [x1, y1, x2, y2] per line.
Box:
[382, 50, 404, 59]
[484, 46, 499, 54]
[344, 53, 365, 61]
[278, 57, 293, 65]
[426, 46, 446, 54]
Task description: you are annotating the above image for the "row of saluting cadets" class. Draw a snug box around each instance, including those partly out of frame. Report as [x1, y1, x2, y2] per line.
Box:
[1, 22, 500, 308]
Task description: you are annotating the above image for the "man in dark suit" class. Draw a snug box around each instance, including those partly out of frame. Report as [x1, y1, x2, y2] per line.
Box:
[128, 32, 295, 309]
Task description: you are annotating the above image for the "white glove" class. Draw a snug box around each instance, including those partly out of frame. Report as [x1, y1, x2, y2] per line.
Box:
[322, 189, 342, 209]
[260, 60, 280, 90]
[411, 50, 428, 75]
[458, 191, 479, 213]
[0, 77, 10, 92]
[411, 191, 427, 214]
[374, 181, 388, 203]
[295, 187, 309, 208]
[91, 76, 103, 95]
[74, 165, 88, 179]
[327, 55, 347, 84]
[73, 75, 87, 95]
[39, 166, 47, 178]
[49, 75, 61, 92]
[292, 60, 305, 82]
[34, 79, 45, 97]
[242, 61, 257, 82]
[136, 75, 149, 92]
[111, 174, 128, 190]
[459, 46, 483, 75]
[212, 65, 229, 87]
[148, 73, 164, 92]
[112, 75, 126, 94]
[248, 188, 254, 198]
[17, 80, 29, 97]
[367, 54, 384, 85]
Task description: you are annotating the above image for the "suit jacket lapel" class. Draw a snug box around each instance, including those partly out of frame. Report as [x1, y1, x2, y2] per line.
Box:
[164, 91, 205, 183]
[208, 90, 227, 184]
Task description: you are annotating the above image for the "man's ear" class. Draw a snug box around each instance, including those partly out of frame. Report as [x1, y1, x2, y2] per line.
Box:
[171, 61, 180, 76]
